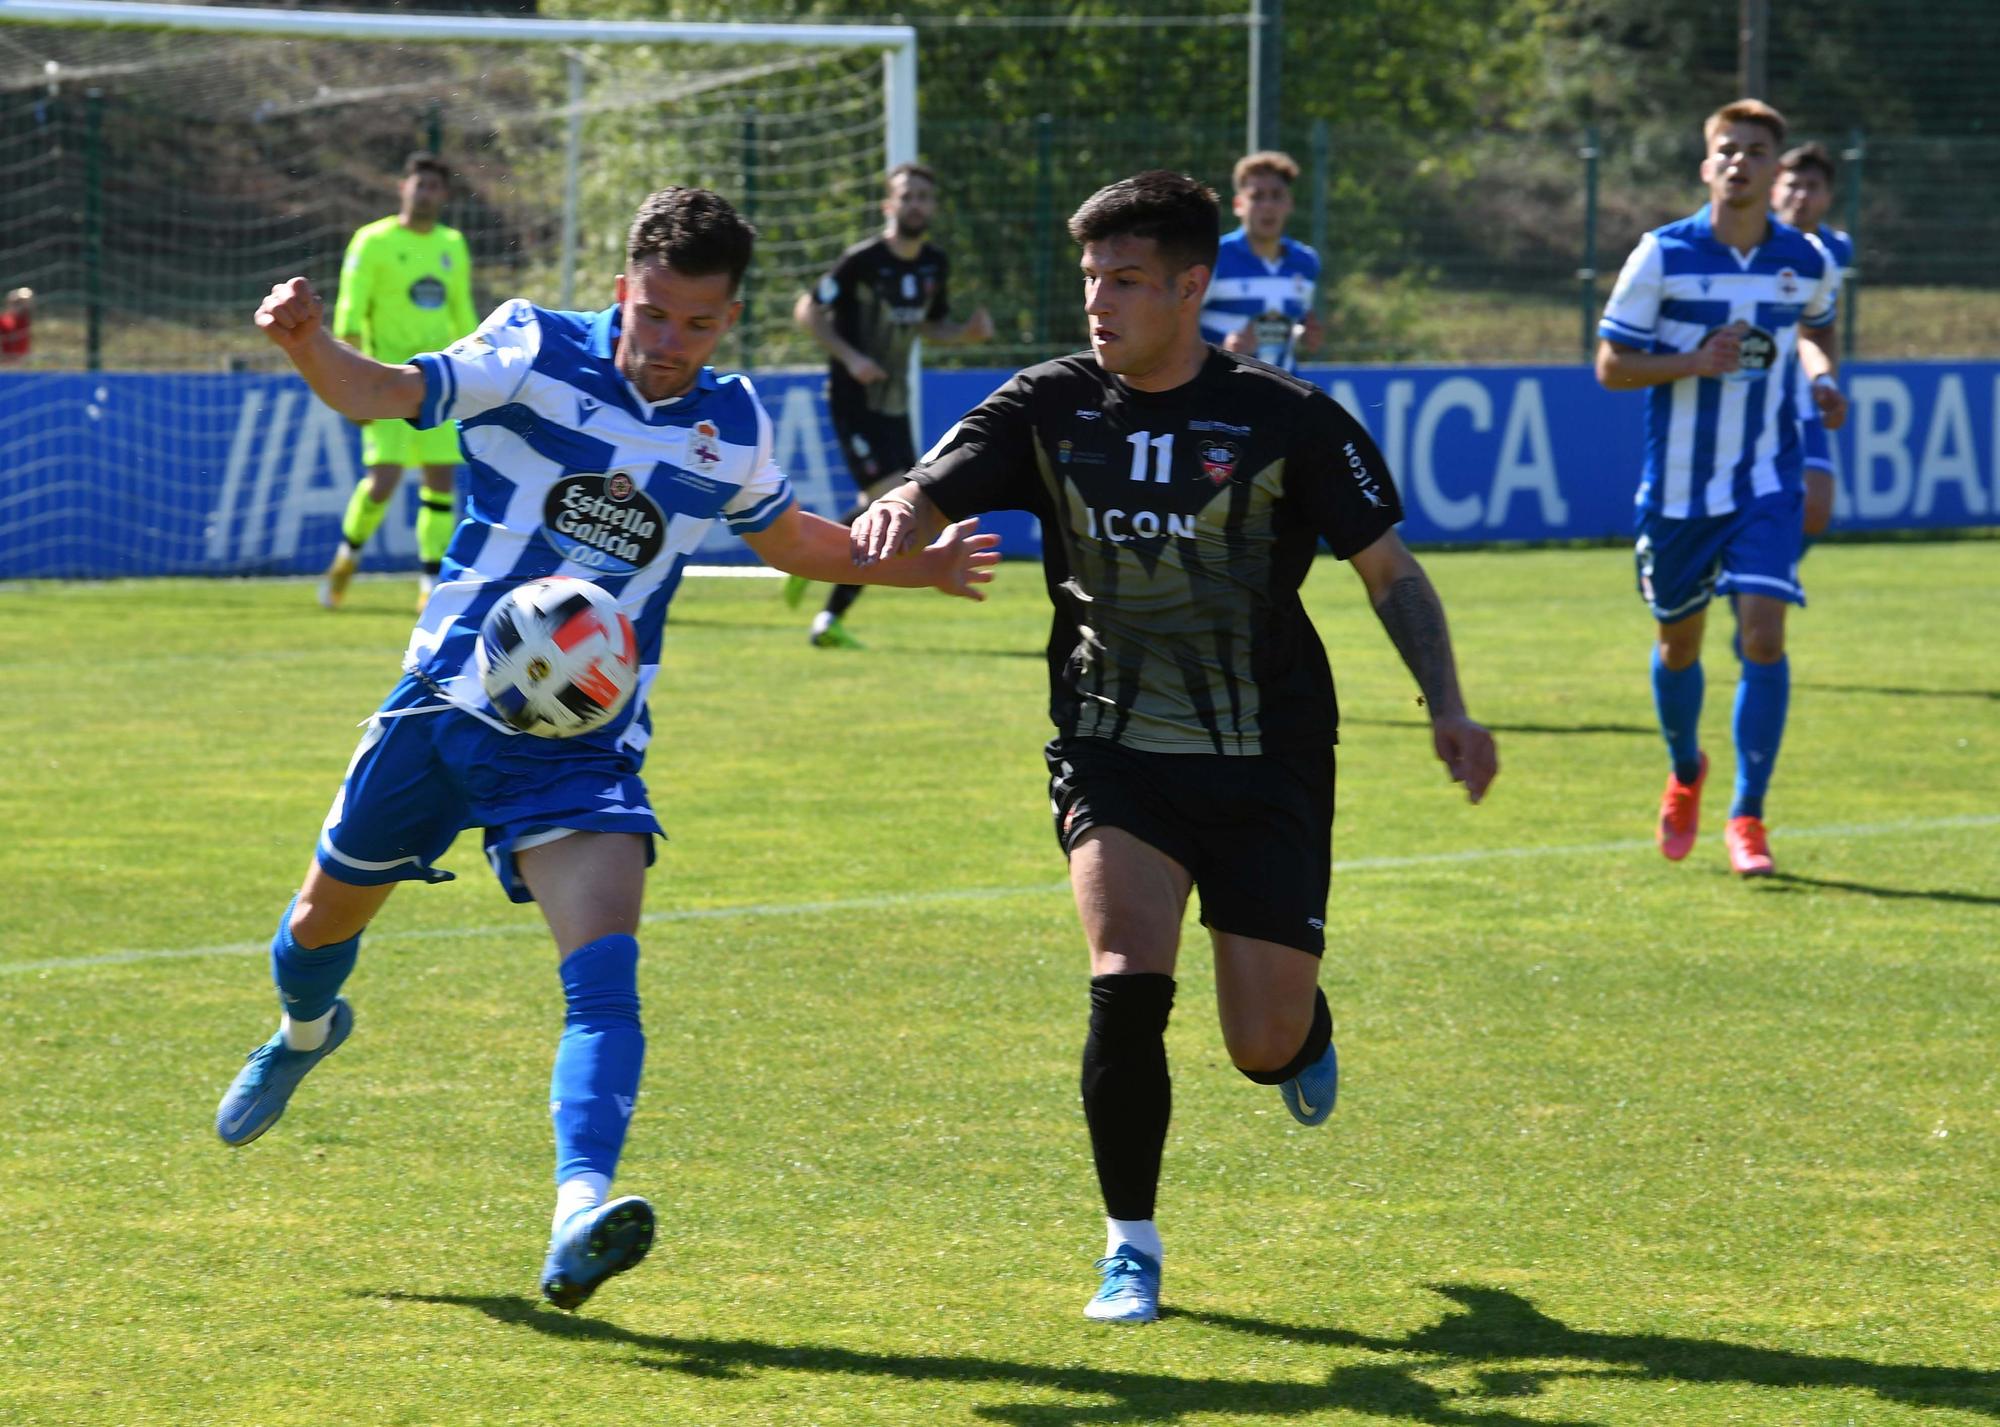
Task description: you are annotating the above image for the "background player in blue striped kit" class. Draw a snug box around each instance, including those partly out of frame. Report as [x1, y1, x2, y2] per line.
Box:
[218, 187, 997, 1312]
[1597, 99, 1845, 877]
[1774, 141, 1857, 542]
[1198, 150, 1322, 372]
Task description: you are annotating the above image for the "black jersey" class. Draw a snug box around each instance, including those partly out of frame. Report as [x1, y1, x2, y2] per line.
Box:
[815, 236, 950, 419]
[913, 348, 1402, 754]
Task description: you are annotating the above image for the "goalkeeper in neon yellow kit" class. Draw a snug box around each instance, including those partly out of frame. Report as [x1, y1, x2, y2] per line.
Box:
[319, 151, 477, 611]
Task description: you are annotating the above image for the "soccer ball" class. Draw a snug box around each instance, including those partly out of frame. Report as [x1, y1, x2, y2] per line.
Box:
[475, 576, 640, 738]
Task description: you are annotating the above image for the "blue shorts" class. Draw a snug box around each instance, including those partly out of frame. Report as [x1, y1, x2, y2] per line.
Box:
[1634, 490, 1806, 623]
[316, 674, 662, 904]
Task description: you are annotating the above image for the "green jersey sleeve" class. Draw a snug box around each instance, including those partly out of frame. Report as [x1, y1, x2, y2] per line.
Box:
[331, 223, 377, 347]
[445, 229, 477, 340]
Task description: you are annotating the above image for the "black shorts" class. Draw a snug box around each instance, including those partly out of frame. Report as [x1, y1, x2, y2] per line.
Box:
[830, 406, 918, 492]
[1045, 736, 1335, 956]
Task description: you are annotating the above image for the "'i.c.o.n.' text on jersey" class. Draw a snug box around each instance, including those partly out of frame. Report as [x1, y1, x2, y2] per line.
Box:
[914, 348, 1400, 756]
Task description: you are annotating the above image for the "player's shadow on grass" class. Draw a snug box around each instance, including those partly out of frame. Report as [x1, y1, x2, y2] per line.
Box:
[1756, 870, 2000, 907]
[385, 1289, 1593, 1425]
[1343, 716, 1656, 737]
[1178, 1283, 2000, 1420]
[384, 1282, 2000, 1423]
[1797, 680, 2000, 702]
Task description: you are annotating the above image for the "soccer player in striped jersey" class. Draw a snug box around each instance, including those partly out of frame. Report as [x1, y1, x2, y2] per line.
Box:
[1774, 142, 1857, 539]
[217, 188, 997, 1312]
[1597, 99, 1845, 877]
[1198, 150, 1322, 372]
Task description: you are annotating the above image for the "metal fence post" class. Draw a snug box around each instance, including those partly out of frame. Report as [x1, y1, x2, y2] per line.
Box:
[1033, 112, 1054, 346]
[1309, 117, 1329, 276]
[740, 107, 757, 367]
[1247, 0, 1283, 153]
[84, 87, 103, 372]
[425, 99, 442, 156]
[1579, 124, 1599, 363]
[559, 50, 582, 310]
[1842, 126, 1863, 357]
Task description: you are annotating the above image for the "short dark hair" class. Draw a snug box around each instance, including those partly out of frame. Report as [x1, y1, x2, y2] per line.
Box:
[626, 187, 757, 292]
[1704, 98, 1786, 149]
[403, 151, 450, 184]
[886, 161, 937, 194]
[1780, 141, 1837, 186]
[1232, 150, 1299, 190]
[1066, 170, 1220, 275]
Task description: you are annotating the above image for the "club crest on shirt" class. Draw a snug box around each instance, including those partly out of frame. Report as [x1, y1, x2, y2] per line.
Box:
[1199, 439, 1241, 485]
[690, 419, 722, 473]
[1776, 267, 1799, 300]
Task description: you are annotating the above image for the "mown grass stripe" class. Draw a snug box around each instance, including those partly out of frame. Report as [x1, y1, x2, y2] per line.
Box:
[8, 812, 1992, 978]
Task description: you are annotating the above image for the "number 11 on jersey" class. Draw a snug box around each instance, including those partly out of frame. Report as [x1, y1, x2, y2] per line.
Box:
[1126, 430, 1174, 482]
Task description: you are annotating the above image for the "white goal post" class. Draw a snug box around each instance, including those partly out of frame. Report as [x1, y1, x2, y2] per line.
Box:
[0, 0, 917, 305]
[0, 0, 922, 576]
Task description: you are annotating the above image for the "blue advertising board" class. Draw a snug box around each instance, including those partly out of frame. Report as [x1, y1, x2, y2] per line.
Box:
[1, 361, 1994, 577]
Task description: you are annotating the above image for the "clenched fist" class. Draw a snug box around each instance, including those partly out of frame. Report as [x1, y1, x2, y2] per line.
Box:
[255, 277, 326, 352]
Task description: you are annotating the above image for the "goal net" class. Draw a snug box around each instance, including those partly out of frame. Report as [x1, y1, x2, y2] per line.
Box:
[0, 1, 915, 576]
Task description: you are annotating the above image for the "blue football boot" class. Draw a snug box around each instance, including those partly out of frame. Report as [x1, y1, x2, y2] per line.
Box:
[1084, 1243, 1161, 1324]
[540, 1196, 656, 1311]
[215, 998, 354, 1146]
[1278, 1037, 1339, 1127]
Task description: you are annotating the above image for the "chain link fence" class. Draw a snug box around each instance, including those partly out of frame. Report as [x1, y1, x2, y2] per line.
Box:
[3, 8, 1997, 372]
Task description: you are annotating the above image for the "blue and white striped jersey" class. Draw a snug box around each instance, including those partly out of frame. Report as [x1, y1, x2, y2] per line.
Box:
[403, 298, 794, 751]
[1199, 228, 1320, 372]
[1812, 226, 1855, 273]
[1600, 205, 1839, 519]
[1797, 228, 1853, 475]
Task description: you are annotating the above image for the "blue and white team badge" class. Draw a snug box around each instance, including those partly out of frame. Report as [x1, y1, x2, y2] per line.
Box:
[543, 472, 667, 574]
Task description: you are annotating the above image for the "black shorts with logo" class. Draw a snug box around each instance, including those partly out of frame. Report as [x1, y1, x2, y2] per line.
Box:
[1045, 736, 1335, 956]
[830, 404, 918, 493]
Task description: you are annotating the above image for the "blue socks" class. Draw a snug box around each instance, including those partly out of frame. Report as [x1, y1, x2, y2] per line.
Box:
[550, 934, 645, 1185]
[1731, 655, 1790, 819]
[1651, 647, 1705, 786]
[271, 896, 359, 1023]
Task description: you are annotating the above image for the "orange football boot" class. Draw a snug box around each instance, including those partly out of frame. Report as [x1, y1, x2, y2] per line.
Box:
[1726, 815, 1775, 876]
[1656, 752, 1707, 862]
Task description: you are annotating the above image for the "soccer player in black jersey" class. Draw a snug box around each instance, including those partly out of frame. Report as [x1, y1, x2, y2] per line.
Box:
[787, 161, 994, 647]
[854, 170, 1498, 1324]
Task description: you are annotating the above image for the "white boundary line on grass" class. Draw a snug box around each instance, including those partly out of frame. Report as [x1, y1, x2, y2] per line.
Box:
[7, 812, 1995, 978]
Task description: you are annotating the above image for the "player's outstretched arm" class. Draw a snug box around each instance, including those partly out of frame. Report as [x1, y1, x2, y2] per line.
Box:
[254, 277, 424, 422]
[1348, 530, 1498, 804]
[743, 500, 997, 600]
[850, 480, 949, 567]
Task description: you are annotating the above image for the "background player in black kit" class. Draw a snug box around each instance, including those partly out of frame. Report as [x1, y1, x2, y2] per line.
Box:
[789, 161, 993, 647]
[853, 171, 1498, 1325]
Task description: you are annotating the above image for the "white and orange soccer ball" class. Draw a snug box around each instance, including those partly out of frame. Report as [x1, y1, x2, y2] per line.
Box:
[475, 576, 639, 738]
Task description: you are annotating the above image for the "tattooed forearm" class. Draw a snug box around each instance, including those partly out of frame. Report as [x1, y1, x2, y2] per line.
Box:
[1372, 574, 1464, 718]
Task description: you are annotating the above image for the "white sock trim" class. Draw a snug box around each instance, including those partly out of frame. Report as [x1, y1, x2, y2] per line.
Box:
[553, 1173, 611, 1235]
[280, 1009, 332, 1052]
[1106, 1217, 1162, 1261]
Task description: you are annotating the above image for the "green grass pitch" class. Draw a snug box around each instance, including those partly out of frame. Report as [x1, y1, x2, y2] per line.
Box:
[0, 541, 1995, 1426]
